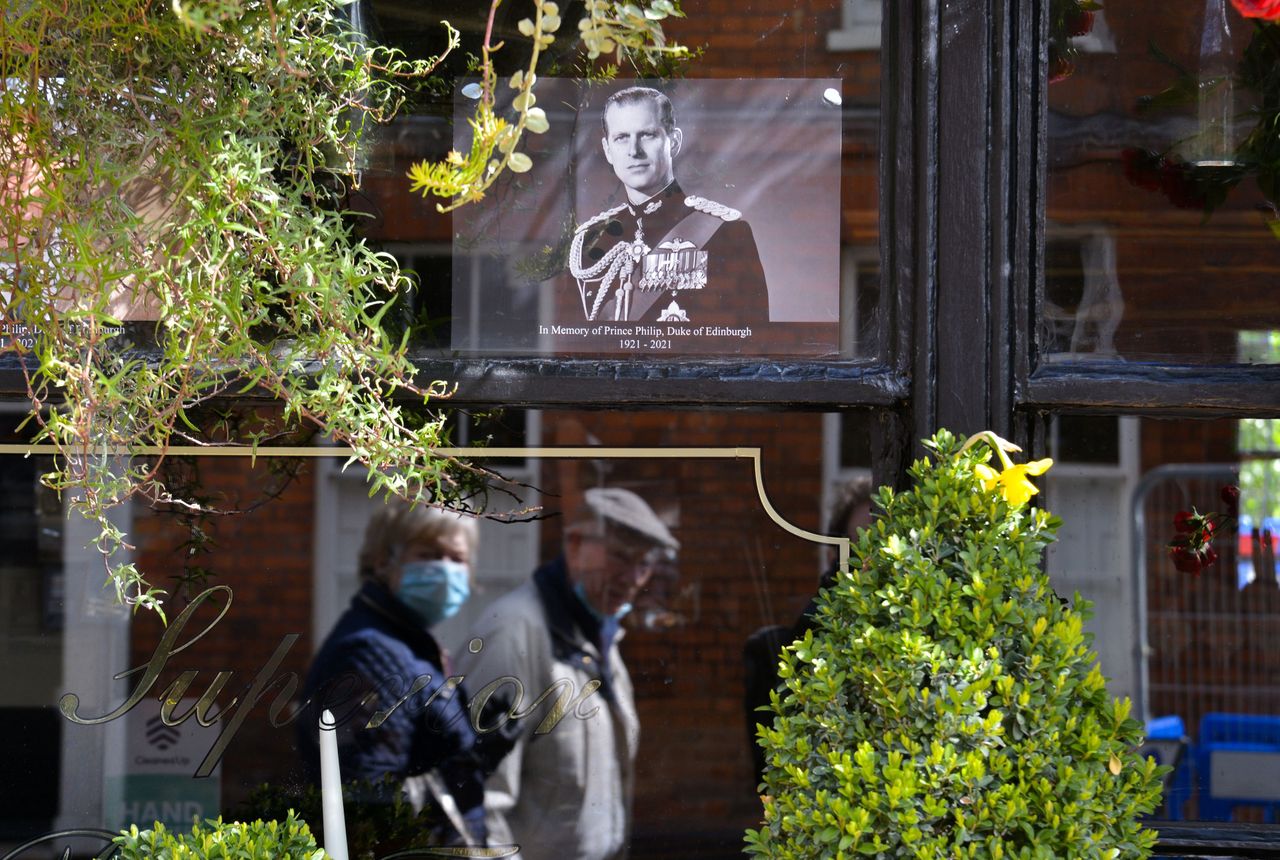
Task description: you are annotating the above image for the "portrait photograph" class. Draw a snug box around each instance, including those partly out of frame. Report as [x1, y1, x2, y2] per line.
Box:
[451, 78, 843, 357]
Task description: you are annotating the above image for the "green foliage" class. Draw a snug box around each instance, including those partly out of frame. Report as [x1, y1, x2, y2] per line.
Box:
[746, 429, 1164, 860]
[0, 0, 478, 613]
[114, 810, 324, 859]
[407, 0, 688, 210]
[0, 0, 689, 615]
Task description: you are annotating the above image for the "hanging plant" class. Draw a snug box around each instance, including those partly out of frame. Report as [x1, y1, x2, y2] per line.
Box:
[1126, 9, 1280, 230]
[0, 0, 685, 615]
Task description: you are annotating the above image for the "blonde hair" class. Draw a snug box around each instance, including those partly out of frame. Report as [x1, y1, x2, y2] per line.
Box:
[357, 499, 478, 581]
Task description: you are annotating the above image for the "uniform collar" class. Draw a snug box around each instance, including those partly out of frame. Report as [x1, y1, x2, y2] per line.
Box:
[627, 180, 683, 217]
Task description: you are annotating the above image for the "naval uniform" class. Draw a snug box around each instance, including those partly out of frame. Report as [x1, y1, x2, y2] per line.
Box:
[568, 182, 769, 326]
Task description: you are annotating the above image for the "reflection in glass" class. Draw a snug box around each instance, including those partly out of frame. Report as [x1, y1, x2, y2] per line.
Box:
[1187, 0, 1239, 166]
[349, 0, 883, 362]
[1046, 414, 1280, 824]
[0, 410, 852, 856]
[1045, 1, 1280, 364]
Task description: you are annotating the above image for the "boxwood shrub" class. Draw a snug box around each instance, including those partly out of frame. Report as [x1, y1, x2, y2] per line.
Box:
[114, 810, 323, 859]
[746, 429, 1164, 859]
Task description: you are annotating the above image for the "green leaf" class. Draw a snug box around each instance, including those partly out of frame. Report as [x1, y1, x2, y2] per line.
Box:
[508, 152, 534, 173]
[525, 107, 550, 134]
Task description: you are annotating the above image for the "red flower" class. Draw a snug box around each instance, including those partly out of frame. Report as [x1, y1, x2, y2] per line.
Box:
[1172, 546, 1204, 574]
[1221, 484, 1241, 516]
[1174, 510, 1196, 533]
[1203, 546, 1220, 566]
[1049, 51, 1076, 84]
[1231, 0, 1280, 20]
[1122, 149, 1164, 192]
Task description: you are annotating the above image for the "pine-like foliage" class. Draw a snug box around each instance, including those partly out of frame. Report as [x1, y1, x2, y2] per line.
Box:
[747, 429, 1164, 859]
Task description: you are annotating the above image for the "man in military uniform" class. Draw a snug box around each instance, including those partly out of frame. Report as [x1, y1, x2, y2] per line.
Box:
[568, 86, 770, 326]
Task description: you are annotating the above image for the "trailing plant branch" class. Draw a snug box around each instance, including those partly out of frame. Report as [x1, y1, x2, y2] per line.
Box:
[0, 0, 564, 615]
[406, 0, 687, 210]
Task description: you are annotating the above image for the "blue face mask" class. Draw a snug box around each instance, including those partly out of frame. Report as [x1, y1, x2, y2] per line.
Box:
[396, 559, 471, 626]
[574, 582, 633, 621]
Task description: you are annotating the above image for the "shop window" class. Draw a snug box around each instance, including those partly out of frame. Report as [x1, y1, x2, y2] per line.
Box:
[1042, 228, 1124, 361]
[1042, 416, 1139, 713]
[312, 409, 542, 650]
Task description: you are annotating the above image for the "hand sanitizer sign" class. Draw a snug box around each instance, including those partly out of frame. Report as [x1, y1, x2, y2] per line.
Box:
[104, 699, 221, 832]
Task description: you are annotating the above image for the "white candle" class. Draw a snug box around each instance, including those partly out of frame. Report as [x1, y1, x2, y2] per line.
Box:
[319, 709, 349, 860]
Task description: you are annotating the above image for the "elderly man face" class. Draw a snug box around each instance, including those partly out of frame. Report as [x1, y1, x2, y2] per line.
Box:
[601, 96, 682, 204]
[565, 525, 661, 617]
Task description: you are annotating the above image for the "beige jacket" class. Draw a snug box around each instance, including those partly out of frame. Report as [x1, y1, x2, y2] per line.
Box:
[457, 566, 640, 860]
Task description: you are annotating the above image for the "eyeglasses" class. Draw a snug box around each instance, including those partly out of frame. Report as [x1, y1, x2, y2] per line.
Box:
[587, 533, 665, 573]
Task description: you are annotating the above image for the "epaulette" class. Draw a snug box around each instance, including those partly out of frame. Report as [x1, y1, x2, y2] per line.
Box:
[684, 195, 741, 222]
[574, 203, 628, 234]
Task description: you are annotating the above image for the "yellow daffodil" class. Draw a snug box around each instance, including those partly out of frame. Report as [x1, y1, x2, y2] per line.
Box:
[962, 431, 1054, 507]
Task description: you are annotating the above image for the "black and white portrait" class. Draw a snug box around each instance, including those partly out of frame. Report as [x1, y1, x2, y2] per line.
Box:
[567, 86, 769, 328]
[451, 78, 842, 357]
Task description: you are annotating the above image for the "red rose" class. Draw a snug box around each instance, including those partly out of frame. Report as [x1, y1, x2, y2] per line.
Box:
[1172, 546, 1204, 574]
[1203, 546, 1220, 566]
[1221, 484, 1241, 516]
[1122, 149, 1164, 192]
[1174, 510, 1196, 533]
[1231, 0, 1280, 20]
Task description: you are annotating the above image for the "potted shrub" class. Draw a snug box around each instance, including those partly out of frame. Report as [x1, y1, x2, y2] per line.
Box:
[747, 429, 1165, 858]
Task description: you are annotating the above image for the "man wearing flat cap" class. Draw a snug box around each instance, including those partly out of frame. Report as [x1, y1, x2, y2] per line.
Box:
[568, 86, 770, 327]
[457, 486, 679, 860]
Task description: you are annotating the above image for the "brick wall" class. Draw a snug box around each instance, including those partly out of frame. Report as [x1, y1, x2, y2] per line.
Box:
[130, 457, 318, 812]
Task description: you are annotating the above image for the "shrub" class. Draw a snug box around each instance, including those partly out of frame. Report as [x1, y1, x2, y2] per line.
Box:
[746, 429, 1164, 859]
[114, 810, 323, 859]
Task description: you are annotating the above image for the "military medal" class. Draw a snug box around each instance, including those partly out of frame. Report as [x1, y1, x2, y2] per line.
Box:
[638, 237, 708, 293]
[657, 300, 688, 322]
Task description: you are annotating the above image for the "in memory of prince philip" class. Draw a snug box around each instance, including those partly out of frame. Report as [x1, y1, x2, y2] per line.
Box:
[449, 79, 843, 357]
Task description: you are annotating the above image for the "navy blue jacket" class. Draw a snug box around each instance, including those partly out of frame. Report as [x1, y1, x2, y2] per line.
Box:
[298, 581, 505, 841]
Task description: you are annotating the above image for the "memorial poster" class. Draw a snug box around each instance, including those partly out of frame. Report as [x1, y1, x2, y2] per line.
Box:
[451, 79, 843, 357]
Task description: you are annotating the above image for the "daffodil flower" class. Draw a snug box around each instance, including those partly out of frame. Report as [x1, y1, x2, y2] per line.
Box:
[962, 431, 1053, 507]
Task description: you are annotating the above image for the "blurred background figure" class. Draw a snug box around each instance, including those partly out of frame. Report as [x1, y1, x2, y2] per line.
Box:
[298, 498, 508, 847]
[457, 486, 680, 860]
[743, 475, 875, 785]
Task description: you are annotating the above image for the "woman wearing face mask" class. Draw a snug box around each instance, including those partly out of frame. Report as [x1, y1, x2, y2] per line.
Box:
[298, 499, 504, 846]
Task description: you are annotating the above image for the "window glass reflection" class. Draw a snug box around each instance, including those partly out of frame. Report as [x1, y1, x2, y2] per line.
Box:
[1046, 414, 1280, 824]
[0, 410, 855, 857]
[351, 0, 883, 361]
[1046, 3, 1280, 365]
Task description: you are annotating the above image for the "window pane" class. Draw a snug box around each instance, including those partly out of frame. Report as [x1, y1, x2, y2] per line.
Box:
[0, 409, 883, 856]
[356, 0, 882, 361]
[1045, 413, 1280, 825]
[1044, 4, 1280, 365]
